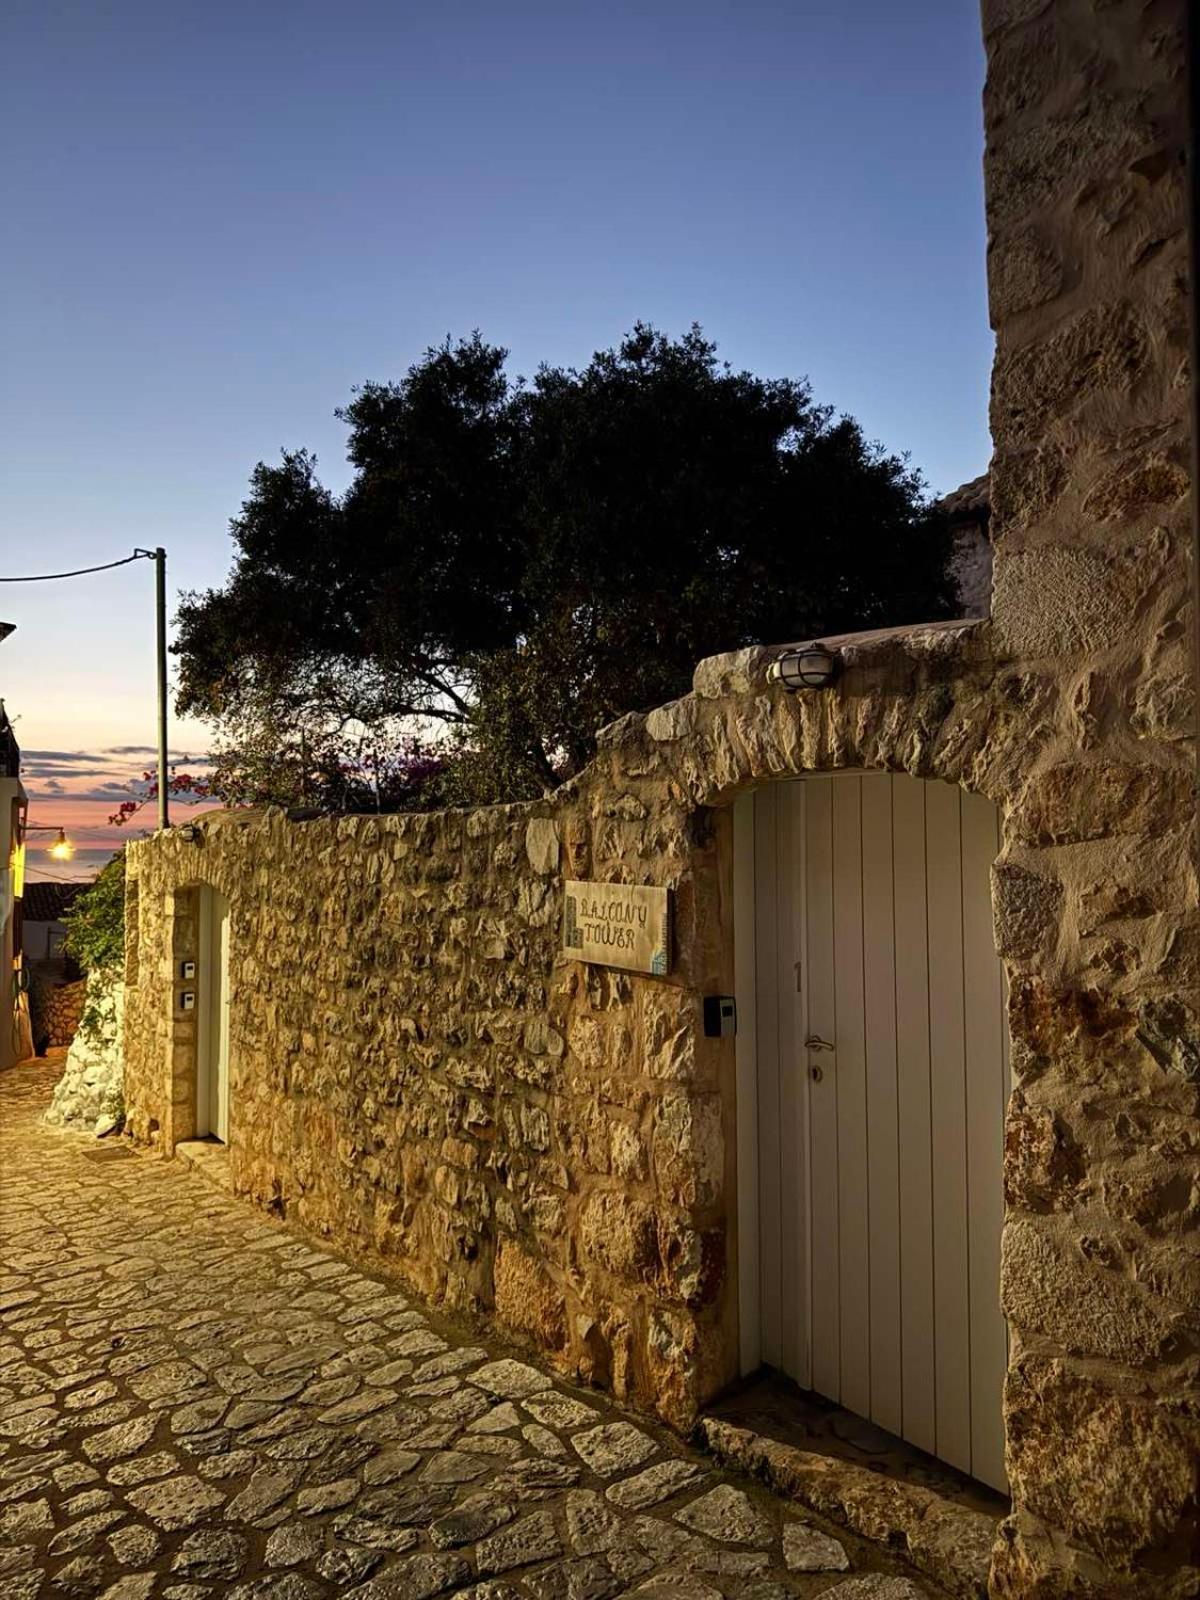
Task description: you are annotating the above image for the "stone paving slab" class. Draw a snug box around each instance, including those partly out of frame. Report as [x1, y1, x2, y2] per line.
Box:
[0, 1060, 938, 1600]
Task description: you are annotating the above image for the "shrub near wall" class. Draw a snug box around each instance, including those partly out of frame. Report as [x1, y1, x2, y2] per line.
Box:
[46, 852, 127, 1131]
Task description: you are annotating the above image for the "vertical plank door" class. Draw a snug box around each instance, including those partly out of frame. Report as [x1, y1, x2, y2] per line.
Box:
[746, 783, 811, 1386]
[750, 773, 1010, 1494]
[804, 777, 840, 1402]
[860, 774, 903, 1437]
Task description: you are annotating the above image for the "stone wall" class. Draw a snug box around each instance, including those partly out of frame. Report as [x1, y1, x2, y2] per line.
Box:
[123, 620, 1008, 1433]
[124, 607, 1196, 1598]
[981, 0, 1198, 1593]
[123, 794, 730, 1433]
[29, 969, 86, 1051]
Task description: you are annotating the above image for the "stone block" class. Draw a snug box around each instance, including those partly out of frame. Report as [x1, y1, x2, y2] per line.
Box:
[493, 1239, 566, 1351]
[1005, 1356, 1199, 1567]
[981, 0, 1054, 38]
[525, 818, 560, 876]
[1131, 669, 1194, 742]
[1082, 452, 1189, 523]
[655, 1215, 723, 1308]
[579, 1192, 658, 1281]
[986, 108, 1145, 232]
[992, 547, 1137, 659]
[992, 864, 1063, 960]
[989, 445, 1066, 532]
[644, 697, 698, 742]
[1134, 998, 1200, 1083]
[1003, 1090, 1082, 1211]
[523, 1019, 564, 1058]
[641, 987, 697, 1082]
[609, 1120, 648, 1182]
[987, 228, 1065, 321]
[651, 1092, 723, 1208]
[1015, 762, 1192, 845]
[1000, 1217, 1181, 1364]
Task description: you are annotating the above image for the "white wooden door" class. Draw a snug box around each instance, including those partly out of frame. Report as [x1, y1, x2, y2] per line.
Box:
[735, 773, 1010, 1493]
[197, 888, 231, 1143]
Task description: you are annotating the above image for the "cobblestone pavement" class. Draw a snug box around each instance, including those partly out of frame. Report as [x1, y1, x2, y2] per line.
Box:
[1, 1060, 933, 1600]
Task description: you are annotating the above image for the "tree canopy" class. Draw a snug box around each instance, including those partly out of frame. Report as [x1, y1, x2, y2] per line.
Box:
[176, 324, 955, 809]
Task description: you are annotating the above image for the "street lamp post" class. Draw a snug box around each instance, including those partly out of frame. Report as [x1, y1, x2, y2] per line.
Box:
[135, 546, 170, 830]
[154, 547, 168, 831]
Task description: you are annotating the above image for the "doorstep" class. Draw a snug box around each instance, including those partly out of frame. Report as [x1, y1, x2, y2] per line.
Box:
[173, 1137, 233, 1191]
[695, 1377, 1004, 1600]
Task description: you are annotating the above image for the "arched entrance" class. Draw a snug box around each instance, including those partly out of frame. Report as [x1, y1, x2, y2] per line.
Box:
[733, 770, 1009, 1492]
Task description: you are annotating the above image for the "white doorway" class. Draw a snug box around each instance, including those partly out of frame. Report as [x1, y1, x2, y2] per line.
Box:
[733, 772, 1010, 1493]
[196, 887, 231, 1143]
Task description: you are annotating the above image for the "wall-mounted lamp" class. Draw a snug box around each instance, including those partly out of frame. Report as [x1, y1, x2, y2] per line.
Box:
[767, 643, 840, 691]
[178, 823, 202, 844]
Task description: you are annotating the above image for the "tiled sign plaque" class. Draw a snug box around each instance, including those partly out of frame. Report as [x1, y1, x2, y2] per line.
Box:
[562, 879, 672, 976]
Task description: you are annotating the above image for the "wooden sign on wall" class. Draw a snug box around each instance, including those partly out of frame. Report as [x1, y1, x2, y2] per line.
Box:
[562, 880, 672, 976]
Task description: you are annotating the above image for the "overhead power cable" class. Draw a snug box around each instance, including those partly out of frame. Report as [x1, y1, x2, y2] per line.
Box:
[0, 551, 149, 583]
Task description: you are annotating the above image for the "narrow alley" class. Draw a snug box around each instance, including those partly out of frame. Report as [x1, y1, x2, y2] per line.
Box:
[1, 1061, 931, 1600]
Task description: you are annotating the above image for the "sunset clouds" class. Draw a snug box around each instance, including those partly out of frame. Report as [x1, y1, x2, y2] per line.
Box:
[20, 744, 213, 879]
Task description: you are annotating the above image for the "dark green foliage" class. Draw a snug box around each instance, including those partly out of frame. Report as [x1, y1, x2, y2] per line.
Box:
[62, 852, 126, 978]
[62, 852, 127, 1041]
[177, 324, 954, 807]
[62, 853, 128, 1043]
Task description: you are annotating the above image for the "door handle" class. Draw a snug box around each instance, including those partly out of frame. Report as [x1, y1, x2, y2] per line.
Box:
[805, 1035, 835, 1052]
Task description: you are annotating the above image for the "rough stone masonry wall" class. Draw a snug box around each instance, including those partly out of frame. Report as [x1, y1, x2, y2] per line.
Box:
[29, 969, 86, 1050]
[982, 0, 1199, 1595]
[123, 794, 732, 1435]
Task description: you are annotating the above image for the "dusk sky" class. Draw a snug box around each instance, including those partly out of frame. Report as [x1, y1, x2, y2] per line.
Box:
[1, 0, 992, 881]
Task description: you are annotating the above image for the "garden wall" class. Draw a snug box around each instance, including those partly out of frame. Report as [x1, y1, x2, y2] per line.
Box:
[122, 619, 1009, 1438]
[122, 779, 733, 1432]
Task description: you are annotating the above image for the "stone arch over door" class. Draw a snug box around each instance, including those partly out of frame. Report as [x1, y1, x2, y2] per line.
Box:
[580, 617, 1028, 1423]
[588, 597, 1197, 1587]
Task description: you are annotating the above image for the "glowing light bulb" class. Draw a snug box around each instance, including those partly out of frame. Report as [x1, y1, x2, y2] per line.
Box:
[49, 829, 73, 861]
